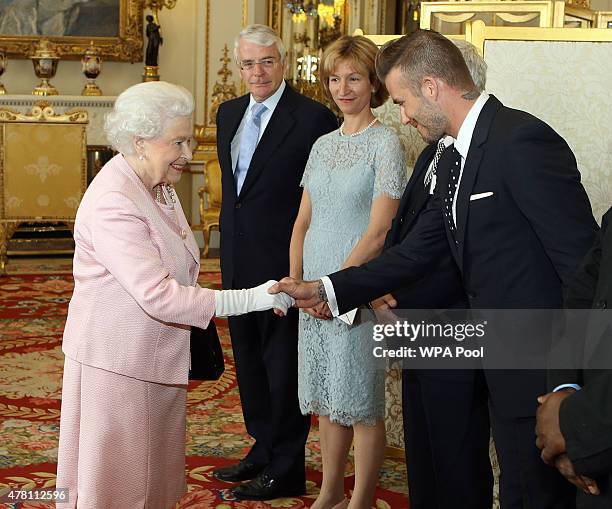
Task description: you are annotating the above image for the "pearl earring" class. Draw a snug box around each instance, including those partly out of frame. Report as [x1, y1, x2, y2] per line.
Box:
[138, 154, 144, 161]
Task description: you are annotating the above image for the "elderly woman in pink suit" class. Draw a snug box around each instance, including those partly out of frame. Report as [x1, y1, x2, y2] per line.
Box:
[56, 81, 292, 509]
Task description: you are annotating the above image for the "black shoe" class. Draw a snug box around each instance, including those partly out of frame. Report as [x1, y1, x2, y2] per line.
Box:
[213, 460, 265, 483]
[230, 472, 306, 500]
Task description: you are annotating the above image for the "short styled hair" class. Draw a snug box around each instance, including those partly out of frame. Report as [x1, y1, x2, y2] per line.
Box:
[320, 35, 388, 109]
[376, 30, 477, 99]
[452, 39, 487, 93]
[234, 24, 286, 64]
[104, 81, 194, 155]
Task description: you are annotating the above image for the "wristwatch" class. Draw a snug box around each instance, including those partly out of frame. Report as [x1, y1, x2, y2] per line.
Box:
[316, 279, 328, 302]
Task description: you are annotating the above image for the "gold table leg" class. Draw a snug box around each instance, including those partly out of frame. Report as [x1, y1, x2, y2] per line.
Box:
[0, 222, 20, 276]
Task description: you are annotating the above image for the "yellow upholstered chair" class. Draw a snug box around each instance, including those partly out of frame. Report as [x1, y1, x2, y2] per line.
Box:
[193, 158, 222, 258]
[0, 104, 88, 274]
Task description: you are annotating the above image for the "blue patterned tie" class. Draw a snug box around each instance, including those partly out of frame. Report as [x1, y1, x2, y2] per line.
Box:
[235, 102, 268, 194]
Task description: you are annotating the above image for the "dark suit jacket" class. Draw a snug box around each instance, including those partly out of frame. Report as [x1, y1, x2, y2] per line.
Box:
[559, 207, 612, 507]
[329, 95, 598, 415]
[217, 83, 337, 289]
[385, 142, 466, 310]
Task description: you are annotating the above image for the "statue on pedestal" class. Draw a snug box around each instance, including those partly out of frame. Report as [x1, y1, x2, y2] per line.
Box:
[145, 14, 163, 67]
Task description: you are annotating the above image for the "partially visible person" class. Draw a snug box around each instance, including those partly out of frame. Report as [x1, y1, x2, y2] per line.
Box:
[212, 24, 337, 500]
[55, 81, 293, 509]
[370, 39, 492, 509]
[290, 35, 406, 509]
[537, 205, 612, 508]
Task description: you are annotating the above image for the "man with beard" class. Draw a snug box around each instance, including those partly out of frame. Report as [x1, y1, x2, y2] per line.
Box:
[370, 39, 492, 509]
[272, 30, 598, 508]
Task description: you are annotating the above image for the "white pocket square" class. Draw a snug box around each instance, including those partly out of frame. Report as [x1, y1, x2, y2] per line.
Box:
[470, 192, 494, 201]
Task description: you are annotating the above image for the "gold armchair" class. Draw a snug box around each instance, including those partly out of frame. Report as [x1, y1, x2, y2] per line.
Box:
[193, 159, 221, 258]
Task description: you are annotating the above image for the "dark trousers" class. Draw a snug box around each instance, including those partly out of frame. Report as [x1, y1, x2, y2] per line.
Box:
[403, 368, 577, 508]
[402, 369, 492, 509]
[489, 402, 576, 509]
[228, 308, 310, 481]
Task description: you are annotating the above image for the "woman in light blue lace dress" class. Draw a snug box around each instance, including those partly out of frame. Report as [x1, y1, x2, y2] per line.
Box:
[289, 36, 407, 509]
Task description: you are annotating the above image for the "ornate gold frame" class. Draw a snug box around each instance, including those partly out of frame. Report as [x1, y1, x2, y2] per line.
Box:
[596, 11, 612, 28]
[420, 1, 557, 31]
[0, 0, 143, 62]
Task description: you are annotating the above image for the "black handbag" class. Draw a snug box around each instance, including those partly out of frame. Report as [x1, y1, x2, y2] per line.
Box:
[189, 320, 225, 381]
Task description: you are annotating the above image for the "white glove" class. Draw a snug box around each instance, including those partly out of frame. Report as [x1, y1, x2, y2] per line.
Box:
[214, 280, 295, 317]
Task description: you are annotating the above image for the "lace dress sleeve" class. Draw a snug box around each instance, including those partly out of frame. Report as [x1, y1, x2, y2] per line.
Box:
[373, 130, 408, 199]
[300, 139, 321, 189]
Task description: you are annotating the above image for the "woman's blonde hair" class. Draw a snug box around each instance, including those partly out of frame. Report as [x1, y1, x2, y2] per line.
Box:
[320, 35, 388, 108]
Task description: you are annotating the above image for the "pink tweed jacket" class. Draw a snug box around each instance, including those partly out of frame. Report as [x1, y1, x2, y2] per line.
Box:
[62, 154, 215, 385]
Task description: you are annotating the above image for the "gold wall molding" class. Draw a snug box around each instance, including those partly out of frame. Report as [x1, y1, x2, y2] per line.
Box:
[468, 18, 612, 51]
[0, 104, 87, 124]
[195, 0, 247, 162]
[209, 46, 238, 126]
[420, 0, 556, 31]
[0, 95, 115, 146]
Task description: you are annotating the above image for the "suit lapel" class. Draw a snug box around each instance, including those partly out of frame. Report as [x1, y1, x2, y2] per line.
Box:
[455, 95, 503, 264]
[239, 84, 297, 198]
[220, 95, 249, 198]
[397, 144, 437, 237]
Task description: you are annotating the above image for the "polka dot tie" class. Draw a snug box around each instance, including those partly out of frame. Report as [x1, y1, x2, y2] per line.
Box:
[443, 147, 462, 244]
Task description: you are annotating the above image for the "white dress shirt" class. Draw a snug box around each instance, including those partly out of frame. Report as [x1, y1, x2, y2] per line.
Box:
[230, 80, 286, 173]
[322, 92, 490, 319]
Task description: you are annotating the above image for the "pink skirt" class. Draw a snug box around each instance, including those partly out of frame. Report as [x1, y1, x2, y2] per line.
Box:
[56, 356, 187, 509]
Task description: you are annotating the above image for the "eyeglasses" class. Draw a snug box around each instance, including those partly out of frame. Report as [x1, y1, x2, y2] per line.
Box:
[239, 57, 278, 71]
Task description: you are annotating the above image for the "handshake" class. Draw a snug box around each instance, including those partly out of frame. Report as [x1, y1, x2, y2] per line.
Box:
[214, 277, 342, 319]
[214, 280, 295, 317]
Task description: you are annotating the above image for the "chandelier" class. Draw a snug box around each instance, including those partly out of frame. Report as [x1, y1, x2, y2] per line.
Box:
[286, 0, 345, 109]
[287, 0, 345, 26]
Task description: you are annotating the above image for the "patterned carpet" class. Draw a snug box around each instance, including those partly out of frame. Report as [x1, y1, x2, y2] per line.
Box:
[0, 261, 408, 508]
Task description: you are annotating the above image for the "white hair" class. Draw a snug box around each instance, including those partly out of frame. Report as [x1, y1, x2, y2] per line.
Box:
[104, 81, 194, 155]
[452, 40, 487, 93]
[233, 24, 286, 64]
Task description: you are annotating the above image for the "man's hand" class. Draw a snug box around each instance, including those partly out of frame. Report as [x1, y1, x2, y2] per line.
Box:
[304, 302, 332, 320]
[268, 277, 324, 308]
[555, 454, 600, 496]
[370, 293, 398, 324]
[535, 389, 575, 464]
